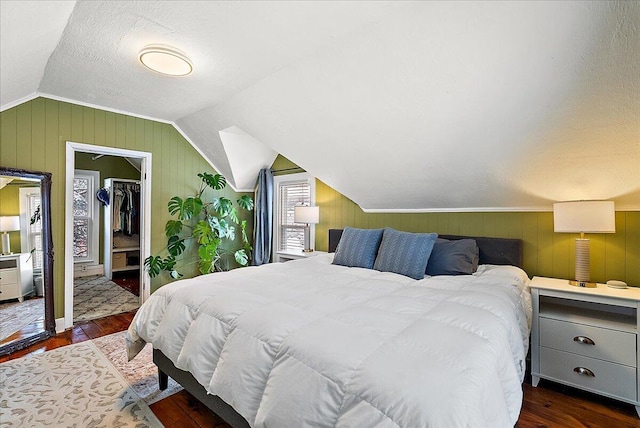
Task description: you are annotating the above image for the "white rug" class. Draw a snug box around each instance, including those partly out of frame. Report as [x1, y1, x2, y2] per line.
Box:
[0, 298, 44, 343]
[0, 339, 167, 427]
[92, 331, 182, 405]
[74, 275, 139, 322]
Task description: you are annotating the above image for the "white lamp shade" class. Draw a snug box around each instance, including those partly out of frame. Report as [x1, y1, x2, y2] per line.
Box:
[553, 201, 615, 233]
[294, 206, 319, 224]
[0, 216, 20, 232]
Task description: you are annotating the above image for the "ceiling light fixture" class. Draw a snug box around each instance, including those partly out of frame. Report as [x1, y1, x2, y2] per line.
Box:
[138, 45, 193, 76]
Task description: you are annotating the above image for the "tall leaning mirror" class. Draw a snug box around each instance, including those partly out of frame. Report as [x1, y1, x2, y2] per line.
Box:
[0, 167, 54, 356]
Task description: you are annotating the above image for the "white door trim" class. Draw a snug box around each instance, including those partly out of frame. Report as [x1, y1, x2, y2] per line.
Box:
[64, 142, 152, 330]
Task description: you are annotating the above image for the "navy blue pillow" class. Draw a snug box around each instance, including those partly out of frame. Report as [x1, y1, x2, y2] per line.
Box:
[426, 238, 479, 276]
[373, 228, 438, 279]
[332, 227, 384, 269]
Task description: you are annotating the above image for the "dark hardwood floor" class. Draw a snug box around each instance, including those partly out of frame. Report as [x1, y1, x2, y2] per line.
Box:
[2, 311, 639, 427]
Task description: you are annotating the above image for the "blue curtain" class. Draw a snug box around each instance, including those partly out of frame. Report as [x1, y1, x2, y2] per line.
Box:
[252, 168, 274, 265]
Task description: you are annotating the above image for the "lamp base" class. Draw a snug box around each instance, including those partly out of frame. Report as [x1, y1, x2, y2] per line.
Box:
[568, 280, 597, 288]
[1, 232, 11, 255]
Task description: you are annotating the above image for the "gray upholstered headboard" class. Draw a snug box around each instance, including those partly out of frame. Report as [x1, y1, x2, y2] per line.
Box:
[328, 229, 523, 269]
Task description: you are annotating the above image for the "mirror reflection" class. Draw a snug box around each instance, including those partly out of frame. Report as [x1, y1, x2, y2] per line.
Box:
[0, 170, 52, 354]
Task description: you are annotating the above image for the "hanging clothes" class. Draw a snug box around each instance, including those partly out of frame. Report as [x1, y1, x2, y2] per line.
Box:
[112, 187, 124, 232]
[112, 182, 140, 235]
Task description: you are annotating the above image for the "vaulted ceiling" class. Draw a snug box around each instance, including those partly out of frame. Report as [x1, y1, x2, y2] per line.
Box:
[1, 1, 638, 210]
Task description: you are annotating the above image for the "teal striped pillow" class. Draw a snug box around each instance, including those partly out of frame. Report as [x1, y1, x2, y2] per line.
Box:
[373, 228, 438, 279]
[332, 227, 384, 269]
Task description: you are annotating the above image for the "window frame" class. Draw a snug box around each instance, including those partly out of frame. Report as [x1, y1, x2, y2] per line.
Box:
[272, 172, 316, 257]
[73, 169, 100, 264]
[19, 186, 43, 272]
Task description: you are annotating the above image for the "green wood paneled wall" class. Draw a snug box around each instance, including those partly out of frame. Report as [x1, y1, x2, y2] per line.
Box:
[314, 180, 640, 286]
[0, 185, 21, 250]
[0, 98, 250, 318]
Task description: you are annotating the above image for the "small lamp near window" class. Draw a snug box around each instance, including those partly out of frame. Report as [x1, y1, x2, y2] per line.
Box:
[294, 206, 319, 253]
[553, 201, 615, 288]
[0, 216, 20, 255]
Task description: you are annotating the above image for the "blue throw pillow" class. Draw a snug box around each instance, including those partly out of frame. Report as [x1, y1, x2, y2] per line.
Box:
[332, 227, 384, 269]
[373, 228, 438, 279]
[426, 238, 479, 276]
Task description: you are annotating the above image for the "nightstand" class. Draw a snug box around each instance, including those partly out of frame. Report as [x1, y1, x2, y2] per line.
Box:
[530, 276, 640, 417]
[0, 253, 34, 302]
[274, 250, 327, 263]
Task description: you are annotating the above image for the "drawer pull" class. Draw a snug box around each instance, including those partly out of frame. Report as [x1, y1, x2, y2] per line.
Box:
[573, 336, 595, 346]
[573, 367, 595, 378]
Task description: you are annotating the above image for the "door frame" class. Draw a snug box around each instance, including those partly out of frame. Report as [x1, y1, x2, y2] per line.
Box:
[64, 142, 152, 329]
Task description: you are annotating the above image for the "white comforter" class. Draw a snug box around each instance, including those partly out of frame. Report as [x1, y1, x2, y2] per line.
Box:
[127, 254, 532, 428]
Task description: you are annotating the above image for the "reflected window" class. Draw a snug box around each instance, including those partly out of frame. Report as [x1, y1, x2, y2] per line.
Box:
[20, 188, 43, 271]
[73, 170, 99, 263]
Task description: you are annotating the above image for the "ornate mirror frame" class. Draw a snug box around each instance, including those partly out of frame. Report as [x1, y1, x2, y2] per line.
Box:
[0, 166, 55, 355]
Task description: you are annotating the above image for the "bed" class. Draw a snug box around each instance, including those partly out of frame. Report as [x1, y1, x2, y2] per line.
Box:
[127, 228, 531, 427]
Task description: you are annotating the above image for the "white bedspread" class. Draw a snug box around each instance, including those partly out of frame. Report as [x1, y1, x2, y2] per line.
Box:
[127, 254, 531, 428]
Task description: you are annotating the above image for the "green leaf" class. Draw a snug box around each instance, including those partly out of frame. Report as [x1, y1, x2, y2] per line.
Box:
[198, 172, 227, 190]
[162, 255, 177, 271]
[228, 207, 239, 224]
[213, 197, 233, 217]
[165, 220, 183, 237]
[211, 217, 234, 240]
[144, 256, 164, 277]
[237, 195, 254, 211]
[167, 196, 183, 216]
[170, 270, 183, 279]
[241, 220, 249, 244]
[192, 220, 215, 245]
[167, 235, 186, 257]
[234, 249, 249, 266]
[168, 196, 203, 220]
[226, 225, 236, 241]
[198, 242, 219, 274]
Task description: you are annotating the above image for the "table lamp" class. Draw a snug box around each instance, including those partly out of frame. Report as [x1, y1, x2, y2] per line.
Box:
[0, 216, 20, 255]
[553, 201, 615, 287]
[294, 206, 319, 252]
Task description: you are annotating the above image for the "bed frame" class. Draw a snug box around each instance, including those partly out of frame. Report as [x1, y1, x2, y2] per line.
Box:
[154, 229, 524, 427]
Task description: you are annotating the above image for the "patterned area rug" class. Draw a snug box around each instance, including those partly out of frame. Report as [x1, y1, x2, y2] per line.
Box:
[0, 340, 163, 427]
[74, 275, 139, 322]
[92, 331, 182, 405]
[0, 298, 44, 343]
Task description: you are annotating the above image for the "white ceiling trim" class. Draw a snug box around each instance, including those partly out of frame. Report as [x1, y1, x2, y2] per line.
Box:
[2, 92, 251, 193]
[0, 92, 40, 112]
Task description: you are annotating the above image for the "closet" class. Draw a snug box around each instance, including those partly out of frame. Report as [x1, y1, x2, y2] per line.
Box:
[104, 178, 141, 280]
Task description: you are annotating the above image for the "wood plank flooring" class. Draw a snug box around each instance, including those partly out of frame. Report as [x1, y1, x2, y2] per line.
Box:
[2, 311, 639, 427]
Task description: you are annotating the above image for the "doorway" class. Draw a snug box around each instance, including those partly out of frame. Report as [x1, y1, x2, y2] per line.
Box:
[64, 142, 152, 330]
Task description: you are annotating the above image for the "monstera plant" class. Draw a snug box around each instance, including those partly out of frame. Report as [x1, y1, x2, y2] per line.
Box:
[144, 172, 254, 279]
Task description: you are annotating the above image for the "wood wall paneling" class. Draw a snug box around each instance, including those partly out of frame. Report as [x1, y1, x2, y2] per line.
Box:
[313, 177, 640, 286]
[0, 98, 251, 318]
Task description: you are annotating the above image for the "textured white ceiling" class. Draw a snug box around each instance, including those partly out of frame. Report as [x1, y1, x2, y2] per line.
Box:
[0, 0, 76, 107]
[1, 1, 638, 210]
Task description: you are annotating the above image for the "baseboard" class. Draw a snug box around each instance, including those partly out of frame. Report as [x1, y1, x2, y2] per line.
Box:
[55, 318, 65, 334]
[73, 264, 104, 278]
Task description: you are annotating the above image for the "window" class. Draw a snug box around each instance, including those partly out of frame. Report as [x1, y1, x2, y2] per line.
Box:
[273, 173, 315, 253]
[19, 187, 42, 271]
[73, 170, 99, 263]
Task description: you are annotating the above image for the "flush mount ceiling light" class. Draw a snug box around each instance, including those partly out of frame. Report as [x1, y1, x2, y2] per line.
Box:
[138, 45, 193, 76]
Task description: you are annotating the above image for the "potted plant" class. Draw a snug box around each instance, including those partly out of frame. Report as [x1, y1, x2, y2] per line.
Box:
[144, 172, 254, 279]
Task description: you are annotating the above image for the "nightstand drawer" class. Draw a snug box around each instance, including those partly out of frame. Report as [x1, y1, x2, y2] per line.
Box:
[0, 269, 18, 285]
[540, 317, 636, 367]
[540, 347, 637, 402]
[0, 283, 20, 300]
